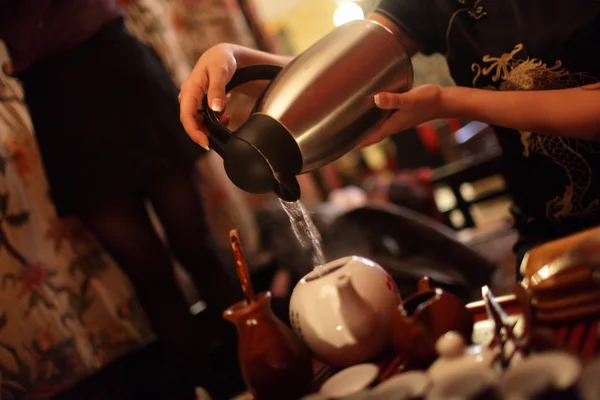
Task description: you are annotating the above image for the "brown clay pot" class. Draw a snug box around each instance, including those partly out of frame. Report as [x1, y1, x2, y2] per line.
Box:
[393, 277, 473, 367]
[224, 291, 313, 400]
[392, 309, 438, 368]
[405, 278, 474, 343]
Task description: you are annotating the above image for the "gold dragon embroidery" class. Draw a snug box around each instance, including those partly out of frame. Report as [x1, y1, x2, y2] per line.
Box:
[471, 43, 600, 222]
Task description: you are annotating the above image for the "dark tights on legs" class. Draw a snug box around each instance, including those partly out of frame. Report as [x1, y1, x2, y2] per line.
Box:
[77, 168, 241, 394]
[145, 170, 241, 317]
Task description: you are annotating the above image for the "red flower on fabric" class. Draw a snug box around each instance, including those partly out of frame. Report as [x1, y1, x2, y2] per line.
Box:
[15, 264, 50, 298]
[27, 384, 66, 400]
[118, 303, 131, 318]
[171, 12, 187, 30]
[4, 141, 32, 178]
[46, 217, 96, 252]
[2, 61, 13, 77]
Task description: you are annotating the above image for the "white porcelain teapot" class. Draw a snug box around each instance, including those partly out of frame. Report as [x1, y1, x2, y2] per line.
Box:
[289, 256, 401, 367]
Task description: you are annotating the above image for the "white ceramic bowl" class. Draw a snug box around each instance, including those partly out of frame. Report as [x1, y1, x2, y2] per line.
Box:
[320, 363, 379, 399]
[426, 368, 499, 400]
[498, 351, 581, 398]
[371, 371, 430, 400]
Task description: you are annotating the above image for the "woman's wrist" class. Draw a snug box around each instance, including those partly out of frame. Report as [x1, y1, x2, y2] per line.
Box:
[232, 45, 292, 69]
[230, 44, 251, 68]
[437, 85, 476, 120]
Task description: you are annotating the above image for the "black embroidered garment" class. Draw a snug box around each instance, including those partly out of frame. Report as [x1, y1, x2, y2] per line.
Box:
[376, 0, 600, 254]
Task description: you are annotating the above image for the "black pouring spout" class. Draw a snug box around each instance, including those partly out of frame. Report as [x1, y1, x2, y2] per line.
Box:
[273, 173, 301, 202]
[201, 65, 303, 202]
[204, 108, 303, 202]
[217, 113, 303, 202]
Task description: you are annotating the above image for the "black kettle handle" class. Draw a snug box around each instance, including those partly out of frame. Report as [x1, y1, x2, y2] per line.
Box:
[203, 64, 283, 156]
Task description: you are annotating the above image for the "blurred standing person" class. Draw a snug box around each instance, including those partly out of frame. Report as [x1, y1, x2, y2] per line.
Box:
[0, 1, 243, 398]
[121, 0, 265, 257]
[0, 39, 154, 400]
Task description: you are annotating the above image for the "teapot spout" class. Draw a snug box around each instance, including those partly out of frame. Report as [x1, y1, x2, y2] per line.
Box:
[336, 274, 376, 342]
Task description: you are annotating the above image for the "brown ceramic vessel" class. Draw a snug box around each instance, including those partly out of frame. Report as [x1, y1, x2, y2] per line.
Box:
[393, 277, 474, 367]
[224, 291, 313, 400]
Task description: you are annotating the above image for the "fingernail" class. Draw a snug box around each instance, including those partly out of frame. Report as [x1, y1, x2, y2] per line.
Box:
[374, 94, 381, 106]
[195, 131, 210, 151]
[211, 99, 224, 112]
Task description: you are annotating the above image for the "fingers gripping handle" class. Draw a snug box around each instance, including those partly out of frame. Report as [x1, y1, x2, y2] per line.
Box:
[202, 65, 283, 156]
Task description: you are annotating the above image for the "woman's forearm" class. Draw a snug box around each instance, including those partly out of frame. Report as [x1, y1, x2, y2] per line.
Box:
[230, 45, 293, 98]
[441, 84, 600, 141]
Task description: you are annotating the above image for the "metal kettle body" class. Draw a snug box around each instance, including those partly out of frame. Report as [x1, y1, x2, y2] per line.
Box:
[204, 19, 413, 201]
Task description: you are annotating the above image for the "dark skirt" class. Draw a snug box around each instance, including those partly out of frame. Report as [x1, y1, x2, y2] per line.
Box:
[18, 18, 205, 216]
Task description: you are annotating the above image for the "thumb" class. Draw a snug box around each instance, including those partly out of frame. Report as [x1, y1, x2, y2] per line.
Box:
[375, 85, 443, 112]
[374, 92, 410, 110]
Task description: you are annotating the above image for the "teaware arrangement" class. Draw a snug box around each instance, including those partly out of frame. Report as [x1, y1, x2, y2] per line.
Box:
[302, 351, 600, 400]
[224, 226, 600, 400]
[304, 336, 599, 400]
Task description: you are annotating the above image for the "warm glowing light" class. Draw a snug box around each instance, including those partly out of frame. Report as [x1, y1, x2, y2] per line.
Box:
[333, 1, 365, 27]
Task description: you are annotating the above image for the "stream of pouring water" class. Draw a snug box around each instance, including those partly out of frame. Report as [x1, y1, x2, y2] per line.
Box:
[279, 199, 327, 273]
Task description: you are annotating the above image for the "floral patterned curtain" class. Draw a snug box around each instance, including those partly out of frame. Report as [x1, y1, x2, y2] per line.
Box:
[0, 41, 152, 400]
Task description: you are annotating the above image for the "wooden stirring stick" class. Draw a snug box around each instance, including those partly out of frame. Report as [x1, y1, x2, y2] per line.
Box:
[230, 229, 256, 303]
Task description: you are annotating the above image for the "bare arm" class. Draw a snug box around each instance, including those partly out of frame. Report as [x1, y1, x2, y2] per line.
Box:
[441, 83, 600, 140]
[370, 79, 600, 145]
[230, 11, 420, 67]
[231, 13, 420, 98]
[366, 14, 600, 143]
[179, 12, 421, 147]
[232, 46, 292, 68]
[229, 46, 293, 98]
[366, 12, 421, 57]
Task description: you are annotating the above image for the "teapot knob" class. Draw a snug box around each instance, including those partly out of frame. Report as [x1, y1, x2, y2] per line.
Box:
[436, 331, 466, 359]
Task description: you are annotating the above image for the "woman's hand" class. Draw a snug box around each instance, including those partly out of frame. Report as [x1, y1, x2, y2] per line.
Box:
[179, 43, 238, 150]
[179, 44, 291, 150]
[359, 84, 445, 148]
